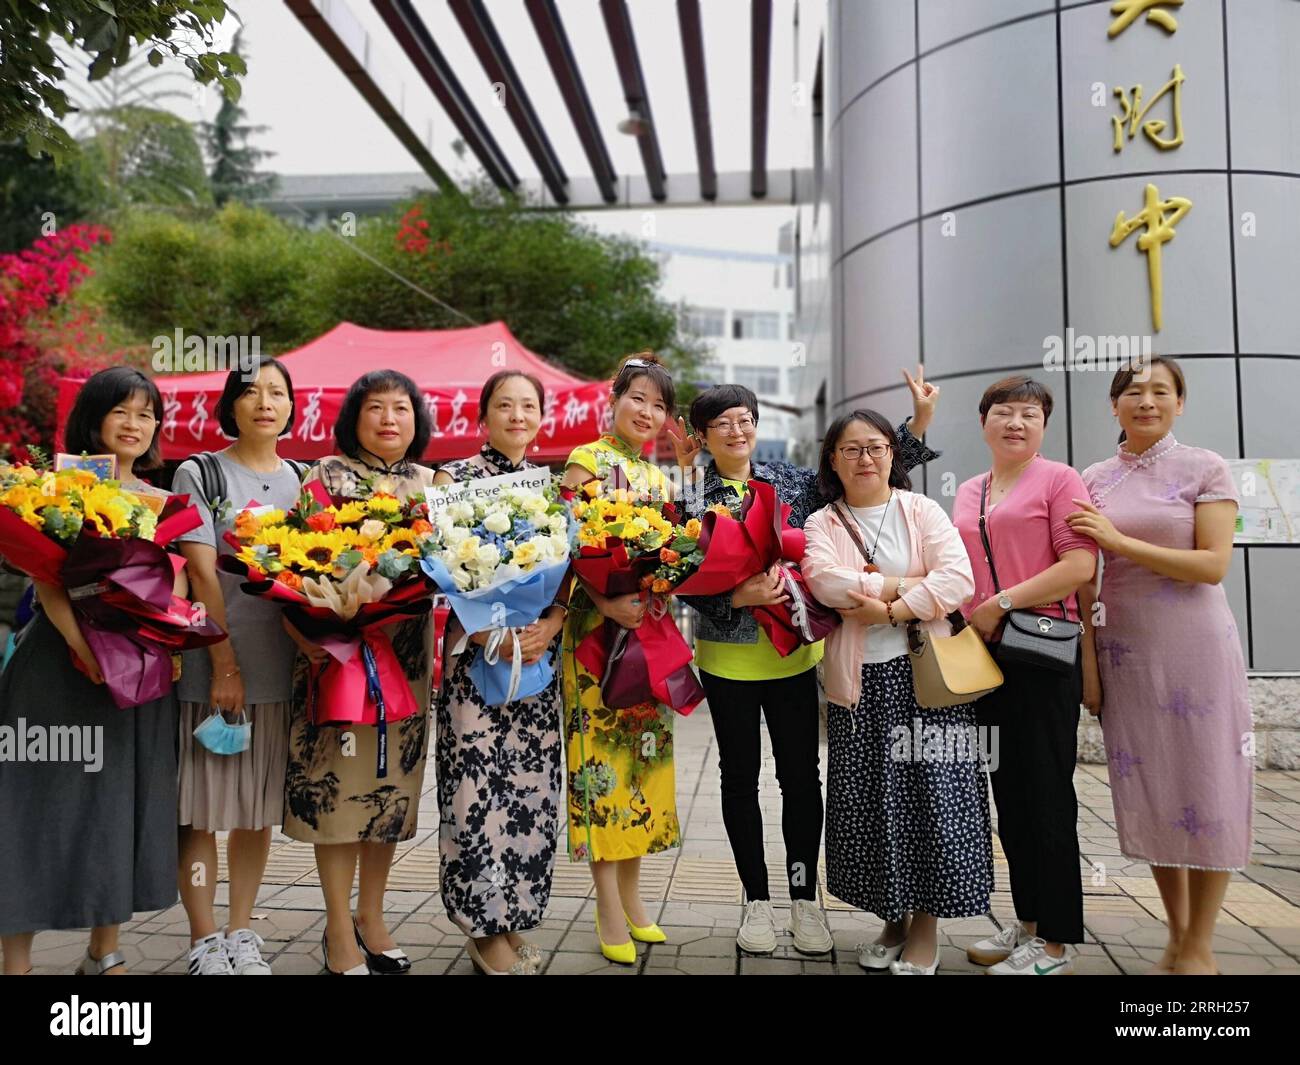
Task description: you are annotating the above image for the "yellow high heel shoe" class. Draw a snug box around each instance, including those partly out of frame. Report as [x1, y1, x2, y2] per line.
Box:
[624, 909, 667, 944]
[594, 912, 637, 965]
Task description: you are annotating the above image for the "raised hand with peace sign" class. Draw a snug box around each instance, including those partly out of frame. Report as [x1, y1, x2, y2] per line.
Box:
[902, 364, 940, 437]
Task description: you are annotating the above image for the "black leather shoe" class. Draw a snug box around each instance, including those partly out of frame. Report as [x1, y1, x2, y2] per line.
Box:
[322, 932, 368, 975]
[354, 919, 411, 974]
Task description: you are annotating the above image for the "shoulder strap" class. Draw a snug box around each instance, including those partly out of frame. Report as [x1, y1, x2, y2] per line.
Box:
[285, 458, 311, 481]
[979, 475, 1068, 619]
[831, 501, 874, 566]
[977, 476, 1002, 592]
[190, 452, 226, 512]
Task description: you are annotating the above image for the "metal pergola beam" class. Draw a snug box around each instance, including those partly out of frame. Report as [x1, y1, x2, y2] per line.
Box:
[371, 0, 518, 192]
[285, 0, 457, 196]
[599, 0, 667, 202]
[525, 0, 618, 204]
[449, 0, 569, 204]
[676, 0, 716, 202]
[751, 0, 772, 199]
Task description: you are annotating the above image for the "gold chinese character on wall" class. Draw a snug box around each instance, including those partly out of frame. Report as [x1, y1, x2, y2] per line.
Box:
[1109, 183, 1193, 331]
[1108, 0, 1183, 38]
[1113, 64, 1185, 151]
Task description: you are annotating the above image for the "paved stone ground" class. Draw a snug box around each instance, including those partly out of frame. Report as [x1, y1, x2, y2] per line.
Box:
[13, 706, 1300, 976]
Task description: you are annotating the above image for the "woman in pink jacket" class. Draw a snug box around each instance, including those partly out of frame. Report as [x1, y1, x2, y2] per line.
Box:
[803, 410, 989, 976]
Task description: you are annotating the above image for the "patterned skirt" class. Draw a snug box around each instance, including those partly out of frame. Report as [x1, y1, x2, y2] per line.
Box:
[825, 655, 993, 920]
[561, 606, 681, 862]
[281, 616, 431, 845]
[435, 636, 562, 937]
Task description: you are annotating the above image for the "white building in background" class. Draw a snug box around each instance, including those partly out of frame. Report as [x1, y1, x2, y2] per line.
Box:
[649, 227, 799, 463]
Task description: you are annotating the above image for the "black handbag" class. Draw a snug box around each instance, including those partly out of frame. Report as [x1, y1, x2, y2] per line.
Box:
[978, 477, 1080, 674]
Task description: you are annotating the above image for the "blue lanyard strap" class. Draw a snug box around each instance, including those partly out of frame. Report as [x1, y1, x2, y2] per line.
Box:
[360, 639, 389, 779]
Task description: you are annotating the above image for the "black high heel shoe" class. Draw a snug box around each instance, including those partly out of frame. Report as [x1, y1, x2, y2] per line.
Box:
[353, 918, 411, 974]
[321, 932, 368, 975]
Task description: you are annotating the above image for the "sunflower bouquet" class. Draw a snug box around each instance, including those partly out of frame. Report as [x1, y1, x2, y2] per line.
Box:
[0, 460, 226, 709]
[218, 480, 438, 777]
[419, 468, 572, 706]
[225, 483, 435, 607]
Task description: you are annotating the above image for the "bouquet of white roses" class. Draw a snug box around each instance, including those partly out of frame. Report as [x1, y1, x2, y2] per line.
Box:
[420, 469, 572, 704]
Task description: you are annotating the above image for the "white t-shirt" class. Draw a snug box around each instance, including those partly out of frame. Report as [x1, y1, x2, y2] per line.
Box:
[846, 498, 912, 664]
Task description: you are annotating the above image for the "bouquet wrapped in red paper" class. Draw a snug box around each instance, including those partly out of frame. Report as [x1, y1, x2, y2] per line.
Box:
[217, 479, 437, 777]
[0, 462, 227, 708]
[565, 469, 780, 714]
[732, 479, 843, 657]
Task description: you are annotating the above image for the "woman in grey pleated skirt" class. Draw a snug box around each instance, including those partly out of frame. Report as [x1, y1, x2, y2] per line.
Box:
[172, 359, 304, 976]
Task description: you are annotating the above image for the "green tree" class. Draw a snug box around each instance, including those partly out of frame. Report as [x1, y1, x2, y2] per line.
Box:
[199, 30, 276, 206]
[75, 187, 703, 386]
[1, 0, 246, 164]
[77, 200, 316, 342]
[302, 181, 702, 381]
[77, 104, 213, 210]
[0, 141, 89, 251]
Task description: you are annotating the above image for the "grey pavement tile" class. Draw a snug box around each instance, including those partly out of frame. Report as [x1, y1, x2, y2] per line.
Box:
[738, 956, 802, 975]
[17, 711, 1297, 978]
[543, 950, 640, 975]
[678, 935, 742, 957]
[644, 955, 735, 975]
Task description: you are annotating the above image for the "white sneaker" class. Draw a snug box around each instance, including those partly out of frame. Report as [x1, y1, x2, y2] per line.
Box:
[188, 932, 234, 975]
[966, 920, 1031, 966]
[987, 937, 1076, 975]
[788, 899, 834, 956]
[736, 900, 777, 954]
[225, 928, 273, 975]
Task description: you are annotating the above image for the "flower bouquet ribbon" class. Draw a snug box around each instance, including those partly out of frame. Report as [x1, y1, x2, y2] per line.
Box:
[218, 480, 437, 777]
[419, 469, 573, 707]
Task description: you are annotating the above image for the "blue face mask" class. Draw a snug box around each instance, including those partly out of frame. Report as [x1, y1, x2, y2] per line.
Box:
[193, 709, 251, 756]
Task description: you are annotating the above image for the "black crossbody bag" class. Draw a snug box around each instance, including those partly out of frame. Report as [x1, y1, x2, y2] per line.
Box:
[978, 477, 1080, 673]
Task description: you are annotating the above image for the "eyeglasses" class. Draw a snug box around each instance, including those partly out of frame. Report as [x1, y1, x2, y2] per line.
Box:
[837, 443, 891, 461]
[708, 417, 756, 436]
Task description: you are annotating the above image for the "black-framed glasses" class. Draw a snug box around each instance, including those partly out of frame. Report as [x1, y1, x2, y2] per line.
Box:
[838, 443, 891, 461]
[708, 416, 757, 436]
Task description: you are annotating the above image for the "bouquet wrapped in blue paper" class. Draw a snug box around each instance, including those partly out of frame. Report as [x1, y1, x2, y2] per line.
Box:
[419, 469, 571, 705]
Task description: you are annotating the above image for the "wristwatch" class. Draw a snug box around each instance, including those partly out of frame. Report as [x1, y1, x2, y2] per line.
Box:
[997, 591, 1014, 612]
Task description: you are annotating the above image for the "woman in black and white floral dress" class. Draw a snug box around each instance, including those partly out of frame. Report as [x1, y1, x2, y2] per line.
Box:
[432, 371, 566, 977]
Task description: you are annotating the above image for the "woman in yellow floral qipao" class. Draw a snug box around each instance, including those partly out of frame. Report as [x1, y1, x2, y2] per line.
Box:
[561, 352, 681, 964]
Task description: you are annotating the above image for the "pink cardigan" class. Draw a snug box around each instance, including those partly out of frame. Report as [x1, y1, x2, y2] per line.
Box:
[803, 491, 975, 708]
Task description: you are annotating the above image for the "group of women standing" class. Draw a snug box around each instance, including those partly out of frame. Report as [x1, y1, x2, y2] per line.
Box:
[0, 349, 1251, 979]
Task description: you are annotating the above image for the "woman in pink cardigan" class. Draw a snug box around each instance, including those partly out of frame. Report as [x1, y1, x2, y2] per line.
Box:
[803, 410, 989, 976]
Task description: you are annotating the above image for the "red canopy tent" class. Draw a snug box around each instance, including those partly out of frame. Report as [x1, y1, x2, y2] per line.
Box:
[56, 321, 614, 466]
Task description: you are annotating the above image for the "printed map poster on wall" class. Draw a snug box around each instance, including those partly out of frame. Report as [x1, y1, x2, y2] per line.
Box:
[1228, 460, 1300, 544]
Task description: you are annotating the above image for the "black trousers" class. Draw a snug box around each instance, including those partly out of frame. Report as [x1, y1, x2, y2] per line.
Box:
[700, 667, 824, 902]
[975, 655, 1084, 944]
